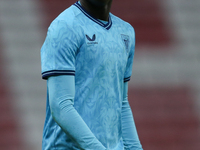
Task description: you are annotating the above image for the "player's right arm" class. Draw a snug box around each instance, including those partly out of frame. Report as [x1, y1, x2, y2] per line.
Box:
[48, 75, 106, 150]
[41, 19, 106, 150]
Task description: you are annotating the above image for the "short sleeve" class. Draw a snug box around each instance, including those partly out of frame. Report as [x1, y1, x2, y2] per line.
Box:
[124, 27, 135, 82]
[41, 20, 79, 80]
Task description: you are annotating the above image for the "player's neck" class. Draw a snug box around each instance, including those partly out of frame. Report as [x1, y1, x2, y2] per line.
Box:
[80, 0, 112, 21]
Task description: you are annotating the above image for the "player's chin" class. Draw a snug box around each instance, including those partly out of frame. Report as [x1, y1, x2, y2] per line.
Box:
[89, 0, 112, 7]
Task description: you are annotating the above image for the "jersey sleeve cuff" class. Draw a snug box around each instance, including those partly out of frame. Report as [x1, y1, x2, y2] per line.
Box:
[42, 70, 75, 80]
[124, 76, 131, 82]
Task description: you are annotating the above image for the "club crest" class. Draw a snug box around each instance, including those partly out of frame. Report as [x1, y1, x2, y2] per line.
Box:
[121, 34, 130, 53]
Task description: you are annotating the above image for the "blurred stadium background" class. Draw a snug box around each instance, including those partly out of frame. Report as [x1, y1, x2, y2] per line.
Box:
[0, 0, 200, 149]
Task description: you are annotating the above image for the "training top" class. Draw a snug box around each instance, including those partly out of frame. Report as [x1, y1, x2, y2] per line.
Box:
[41, 1, 136, 149]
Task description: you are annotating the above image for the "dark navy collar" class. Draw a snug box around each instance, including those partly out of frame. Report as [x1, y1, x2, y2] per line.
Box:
[73, 1, 112, 30]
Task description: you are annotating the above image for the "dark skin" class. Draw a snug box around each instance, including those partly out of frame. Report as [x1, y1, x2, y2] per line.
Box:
[80, 0, 113, 21]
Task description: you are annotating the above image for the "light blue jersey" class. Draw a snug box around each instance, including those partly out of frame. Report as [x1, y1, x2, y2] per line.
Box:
[41, 1, 136, 150]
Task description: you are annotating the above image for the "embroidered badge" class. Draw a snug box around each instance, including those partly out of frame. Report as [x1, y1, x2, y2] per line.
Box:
[121, 34, 130, 53]
[86, 34, 96, 41]
[86, 34, 98, 44]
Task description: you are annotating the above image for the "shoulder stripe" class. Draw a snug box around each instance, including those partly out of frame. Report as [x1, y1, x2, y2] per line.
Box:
[42, 70, 75, 80]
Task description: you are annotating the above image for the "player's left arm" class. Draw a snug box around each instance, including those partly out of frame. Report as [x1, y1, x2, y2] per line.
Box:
[121, 81, 143, 150]
[121, 25, 143, 149]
